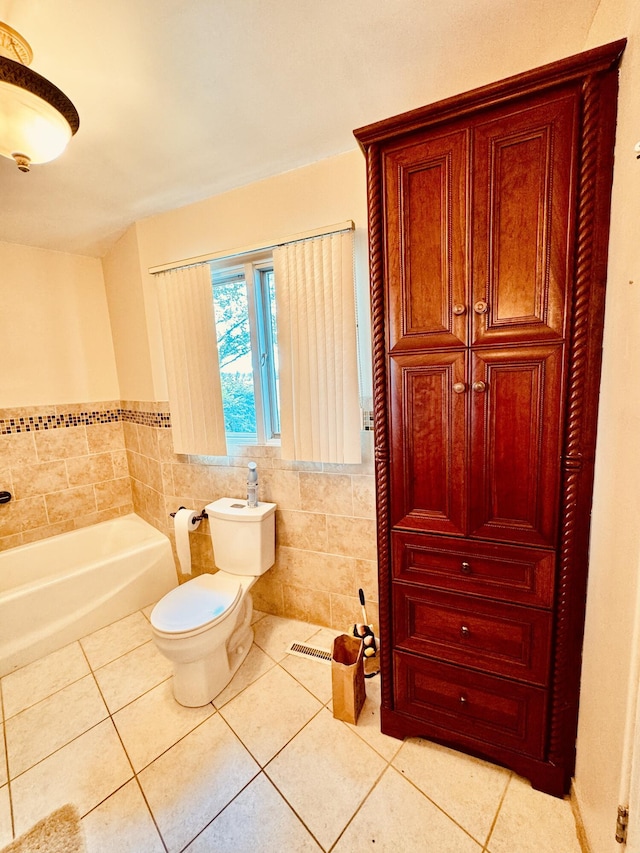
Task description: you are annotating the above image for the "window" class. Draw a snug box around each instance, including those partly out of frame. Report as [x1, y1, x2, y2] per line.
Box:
[210, 255, 280, 444]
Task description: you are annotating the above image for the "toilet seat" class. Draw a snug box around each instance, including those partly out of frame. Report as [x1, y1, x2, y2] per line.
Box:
[151, 572, 243, 638]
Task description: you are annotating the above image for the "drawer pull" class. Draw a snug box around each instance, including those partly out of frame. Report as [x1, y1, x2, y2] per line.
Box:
[459, 694, 467, 706]
[461, 561, 472, 575]
[460, 625, 470, 638]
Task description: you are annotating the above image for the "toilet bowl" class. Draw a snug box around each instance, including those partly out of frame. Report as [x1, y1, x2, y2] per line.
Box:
[150, 498, 276, 707]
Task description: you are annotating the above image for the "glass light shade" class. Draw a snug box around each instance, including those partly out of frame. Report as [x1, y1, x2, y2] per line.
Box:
[0, 54, 79, 168]
[0, 79, 72, 162]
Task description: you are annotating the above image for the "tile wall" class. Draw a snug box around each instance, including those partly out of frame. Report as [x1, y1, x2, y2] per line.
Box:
[0, 401, 379, 635]
[0, 402, 133, 549]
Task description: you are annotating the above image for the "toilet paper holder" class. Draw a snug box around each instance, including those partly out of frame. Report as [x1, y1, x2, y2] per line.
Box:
[169, 506, 208, 524]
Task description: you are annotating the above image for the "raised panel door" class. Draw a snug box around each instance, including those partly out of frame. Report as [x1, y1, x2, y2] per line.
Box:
[384, 128, 468, 352]
[471, 92, 578, 346]
[389, 351, 466, 534]
[469, 344, 564, 545]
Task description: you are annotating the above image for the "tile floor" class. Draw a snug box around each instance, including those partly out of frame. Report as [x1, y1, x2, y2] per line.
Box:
[0, 607, 583, 852]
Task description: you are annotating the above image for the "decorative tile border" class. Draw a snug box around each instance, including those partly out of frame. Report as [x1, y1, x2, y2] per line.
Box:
[1, 404, 373, 435]
[121, 409, 172, 429]
[0, 406, 171, 435]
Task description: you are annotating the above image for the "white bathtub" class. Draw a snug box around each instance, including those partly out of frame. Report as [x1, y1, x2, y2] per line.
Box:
[0, 513, 178, 677]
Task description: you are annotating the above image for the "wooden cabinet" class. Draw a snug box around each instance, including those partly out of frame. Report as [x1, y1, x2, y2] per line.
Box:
[354, 40, 625, 796]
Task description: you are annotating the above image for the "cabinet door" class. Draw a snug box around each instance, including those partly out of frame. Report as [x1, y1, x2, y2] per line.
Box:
[389, 351, 466, 535]
[384, 128, 468, 352]
[469, 344, 564, 546]
[471, 91, 578, 346]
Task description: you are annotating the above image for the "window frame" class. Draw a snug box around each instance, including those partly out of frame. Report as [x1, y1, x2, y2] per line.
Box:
[210, 251, 280, 446]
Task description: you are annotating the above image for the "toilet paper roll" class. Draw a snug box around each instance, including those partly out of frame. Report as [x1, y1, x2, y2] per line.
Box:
[174, 507, 201, 575]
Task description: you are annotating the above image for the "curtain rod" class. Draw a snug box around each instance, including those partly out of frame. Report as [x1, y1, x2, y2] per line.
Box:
[148, 220, 355, 275]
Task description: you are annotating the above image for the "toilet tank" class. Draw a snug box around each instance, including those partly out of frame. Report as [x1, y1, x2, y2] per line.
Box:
[205, 498, 276, 576]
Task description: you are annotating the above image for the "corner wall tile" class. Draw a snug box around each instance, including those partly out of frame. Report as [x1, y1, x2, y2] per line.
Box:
[66, 454, 115, 488]
[276, 510, 327, 552]
[46, 485, 97, 523]
[298, 473, 353, 515]
[326, 515, 377, 561]
[11, 461, 68, 500]
[35, 427, 89, 462]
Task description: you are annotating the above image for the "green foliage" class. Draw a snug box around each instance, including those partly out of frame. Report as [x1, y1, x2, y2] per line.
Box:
[213, 279, 252, 370]
[220, 373, 256, 433]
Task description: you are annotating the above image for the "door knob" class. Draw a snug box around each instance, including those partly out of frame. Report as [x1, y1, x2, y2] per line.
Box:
[472, 381, 486, 393]
[453, 382, 466, 394]
[453, 303, 466, 315]
[474, 300, 489, 314]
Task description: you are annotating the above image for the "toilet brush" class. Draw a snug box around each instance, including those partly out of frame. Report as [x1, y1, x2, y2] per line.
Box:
[353, 589, 377, 673]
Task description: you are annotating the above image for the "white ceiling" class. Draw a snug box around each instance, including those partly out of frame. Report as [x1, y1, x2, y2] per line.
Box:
[0, 0, 600, 258]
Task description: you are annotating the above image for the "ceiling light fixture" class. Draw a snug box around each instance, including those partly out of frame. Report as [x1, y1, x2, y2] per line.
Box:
[0, 21, 79, 172]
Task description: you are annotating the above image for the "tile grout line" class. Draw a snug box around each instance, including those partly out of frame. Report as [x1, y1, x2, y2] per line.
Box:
[391, 757, 491, 849]
[326, 759, 392, 853]
[482, 771, 512, 853]
[0, 674, 16, 842]
[81, 627, 170, 852]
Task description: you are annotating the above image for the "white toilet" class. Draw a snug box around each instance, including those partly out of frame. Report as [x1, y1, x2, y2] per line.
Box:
[150, 497, 276, 707]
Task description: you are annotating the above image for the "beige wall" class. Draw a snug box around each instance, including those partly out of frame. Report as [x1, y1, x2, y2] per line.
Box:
[574, 4, 640, 852]
[0, 241, 119, 407]
[133, 150, 370, 402]
[98, 152, 378, 631]
[101, 225, 155, 401]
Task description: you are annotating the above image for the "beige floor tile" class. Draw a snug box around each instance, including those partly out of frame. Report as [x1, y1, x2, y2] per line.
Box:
[0, 727, 6, 786]
[5, 675, 108, 777]
[392, 738, 510, 846]
[252, 614, 320, 662]
[1, 642, 89, 718]
[213, 644, 276, 709]
[184, 772, 322, 852]
[0, 785, 11, 847]
[251, 609, 267, 625]
[80, 611, 152, 670]
[83, 779, 165, 853]
[266, 707, 386, 850]
[280, 651, 333, 703]
[113, 680, 214, 772]
[141, 603, 156, 621]
[307, 626, 342, 647]
[343, 676, 403, 762]
[10, 720, 133, 835]
[486, 775, 581, 853]
[333, 766, 483, 853]
[220, 665, 322, 766]
[139, 714, 259, 853]
[94, 640, 173, 713]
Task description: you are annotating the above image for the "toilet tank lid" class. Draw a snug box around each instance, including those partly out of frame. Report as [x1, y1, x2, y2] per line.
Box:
[205, 497, 276, 521]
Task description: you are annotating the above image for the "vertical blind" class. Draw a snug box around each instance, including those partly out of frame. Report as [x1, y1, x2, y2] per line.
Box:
[156, 264, 227, 456]
[274, 230, 361, 464]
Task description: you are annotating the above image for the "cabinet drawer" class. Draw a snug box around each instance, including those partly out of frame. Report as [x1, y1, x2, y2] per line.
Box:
[393, 585, 552, 685]
[394, 651, 547, 759]
[392, 531, 554, 608]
